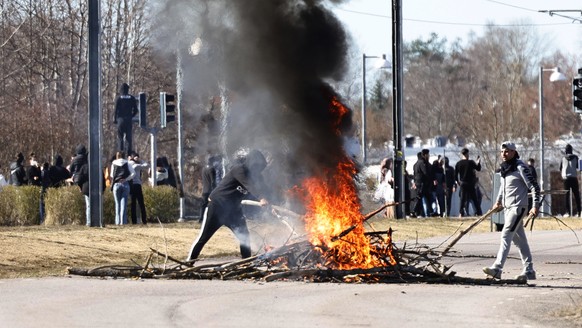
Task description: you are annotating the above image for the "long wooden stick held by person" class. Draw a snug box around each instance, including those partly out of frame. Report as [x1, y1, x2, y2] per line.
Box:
[440, 207, 502, 257]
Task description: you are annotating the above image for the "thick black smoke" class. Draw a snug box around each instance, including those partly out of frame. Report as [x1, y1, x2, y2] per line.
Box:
[154, 0, 354, 193]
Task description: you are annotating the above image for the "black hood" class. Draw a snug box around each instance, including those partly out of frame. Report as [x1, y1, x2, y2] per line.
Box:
[75, 144, 87, 156]
[245, 150, 267, 173]
[55, 155, 63, 166]
[120, 83, 130, 95]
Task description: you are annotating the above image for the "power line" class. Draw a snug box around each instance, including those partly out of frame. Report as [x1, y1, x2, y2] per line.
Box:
[483, 0, 539, 13]
[336, 8, 572, 28]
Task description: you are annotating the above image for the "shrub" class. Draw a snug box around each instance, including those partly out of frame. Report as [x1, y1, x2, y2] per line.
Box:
[44, 186, 85, 225]
[0, 186, 41, 225]
[0, 185, 179, 226]
[143, 186, 179, 223]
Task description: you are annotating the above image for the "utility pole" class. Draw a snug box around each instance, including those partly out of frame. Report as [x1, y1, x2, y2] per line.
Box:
[176, 51, 186, 221]
[88, 0, 103, 227]
[391, 0, 404, 219]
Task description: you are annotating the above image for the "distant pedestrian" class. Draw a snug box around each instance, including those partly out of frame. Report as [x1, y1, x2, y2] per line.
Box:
[432, 157, 445, 217]
[412, 149, 435, 217]
[69, 145, 90, 225]
[560, 144, 581, 217]
[27, 153, 41, 186]
[375, 157, 394, 218]
[113, 83, 138, 154]
[48, 155, 71, 188]
[455, 148, 482, 217]
[129, 152, 148, 225]
[443, 157, 456, 217]
[483, 141, 539, 281]
[110, 151, 135, 225]
[9, 152, 27, 186]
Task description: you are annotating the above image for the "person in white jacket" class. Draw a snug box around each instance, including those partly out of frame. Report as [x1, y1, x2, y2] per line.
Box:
[483, 141, 540, 281]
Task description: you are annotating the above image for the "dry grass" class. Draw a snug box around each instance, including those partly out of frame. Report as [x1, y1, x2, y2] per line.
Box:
[1, 215, 581, 279]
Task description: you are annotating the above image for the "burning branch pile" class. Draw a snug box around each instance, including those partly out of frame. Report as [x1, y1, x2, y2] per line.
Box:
[67, 203, 524, 285]
[68, 96, 525, 285]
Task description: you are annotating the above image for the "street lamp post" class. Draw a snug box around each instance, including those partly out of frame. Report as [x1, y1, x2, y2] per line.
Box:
[538, 66, 567, 215]
[361, 54, 391, 164]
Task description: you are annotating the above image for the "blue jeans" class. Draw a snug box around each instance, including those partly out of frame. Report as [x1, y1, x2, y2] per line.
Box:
[113, 182, 129, 225]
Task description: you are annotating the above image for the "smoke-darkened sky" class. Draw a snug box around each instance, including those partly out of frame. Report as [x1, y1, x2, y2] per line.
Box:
[153, 0, 355, 191]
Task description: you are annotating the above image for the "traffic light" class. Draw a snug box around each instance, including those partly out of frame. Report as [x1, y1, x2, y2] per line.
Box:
[138, 92, 147, 128]
[160, 92, 176, 128]
[574, 69, 582, 114]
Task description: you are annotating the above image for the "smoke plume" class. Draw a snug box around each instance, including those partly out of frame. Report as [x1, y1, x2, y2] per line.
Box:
[153, 0, 354, 195]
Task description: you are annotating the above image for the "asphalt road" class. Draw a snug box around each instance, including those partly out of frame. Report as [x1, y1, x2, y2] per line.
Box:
[0, 230, 581, 328]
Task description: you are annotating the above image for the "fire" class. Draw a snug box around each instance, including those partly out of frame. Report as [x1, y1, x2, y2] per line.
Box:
[298, 96, 394, 270]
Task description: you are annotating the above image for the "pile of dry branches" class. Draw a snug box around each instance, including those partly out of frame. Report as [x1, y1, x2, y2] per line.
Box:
[68, 204, 526, 285]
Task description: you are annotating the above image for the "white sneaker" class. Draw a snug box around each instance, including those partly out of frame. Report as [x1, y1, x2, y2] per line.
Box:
[515, 270, 536, 281]
[483, 267, 502, 279]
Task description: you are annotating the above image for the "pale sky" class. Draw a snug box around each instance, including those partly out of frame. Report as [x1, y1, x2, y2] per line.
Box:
[334, 0, 582, 60]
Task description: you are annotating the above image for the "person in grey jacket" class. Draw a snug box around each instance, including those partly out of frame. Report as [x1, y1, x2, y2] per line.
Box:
[483, 142, 540, 281]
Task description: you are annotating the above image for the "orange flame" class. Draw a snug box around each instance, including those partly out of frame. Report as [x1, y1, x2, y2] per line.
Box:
[297, 96, 394, 269]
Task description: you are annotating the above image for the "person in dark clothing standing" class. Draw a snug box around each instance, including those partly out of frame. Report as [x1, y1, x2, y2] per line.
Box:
[412, 149, 435, 217]
[69, 145, 90, 225]
[9, 153, 27, 186]
[27, 153, 42, 186]
[199, 155, 223, 223]
[443, 157, 457, 217]
[187, 150, 270, 262]
[48, 155, 71, 188]
[560, 144, 581, 217]
[113, 83, 138, 154]
[455, 148, 482, 217]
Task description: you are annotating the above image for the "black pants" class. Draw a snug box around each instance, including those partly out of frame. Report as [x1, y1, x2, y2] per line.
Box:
[199, 192, 210, 222]
[445, 187, 454, 216]
[187, 199, 251, 261]
[117, 118, 133, 154]
[459, 182, 482, 216]
[130, 183, 147, 224]
[564, 177, 581, 216]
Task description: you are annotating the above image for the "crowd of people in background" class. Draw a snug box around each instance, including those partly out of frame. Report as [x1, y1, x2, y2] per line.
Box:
[375, 143, 582, 219]
[0, 145, 179, 226]
[376, 148, 487, 219]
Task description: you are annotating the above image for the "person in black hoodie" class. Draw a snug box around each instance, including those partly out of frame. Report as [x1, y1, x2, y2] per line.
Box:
[113, 83, 138, 154]
[560, 144, 581, 217]
[455, 148, 482, 217]
[69, 145, 90, 225]
[187, 150, 270, 262]
[48, 155, 71, 188]
[9, 153, 27, 186]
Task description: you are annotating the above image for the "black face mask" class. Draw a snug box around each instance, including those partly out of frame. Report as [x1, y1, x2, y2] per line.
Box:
[499, 157, 518, 178]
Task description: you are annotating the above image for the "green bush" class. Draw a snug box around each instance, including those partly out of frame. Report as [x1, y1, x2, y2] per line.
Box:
[0, 185, 41, 226]
[143, 186, 179, 223]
